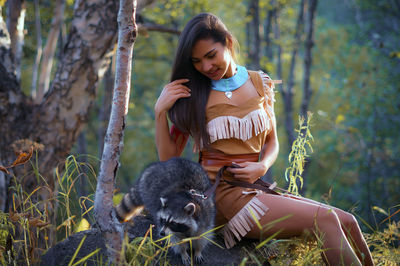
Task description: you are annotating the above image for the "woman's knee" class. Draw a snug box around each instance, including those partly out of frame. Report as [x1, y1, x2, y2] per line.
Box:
[339, 212, 360, 231]
[314, 207, 341, 231]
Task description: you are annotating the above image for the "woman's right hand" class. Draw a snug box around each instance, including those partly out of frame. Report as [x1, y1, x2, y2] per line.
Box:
[154, 79, 191, 115]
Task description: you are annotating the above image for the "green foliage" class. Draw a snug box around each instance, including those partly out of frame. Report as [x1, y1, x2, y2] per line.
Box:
[55, 155, 98, 240]
[365, 220, 400, 264]
[0, 211, 15, 265]
[122, 223, 223, 265]
[285, 113, 314, 196]
[3, 152, 399, 266]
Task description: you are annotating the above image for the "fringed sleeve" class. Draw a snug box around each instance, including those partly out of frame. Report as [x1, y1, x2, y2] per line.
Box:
[258, 70, 276, 111]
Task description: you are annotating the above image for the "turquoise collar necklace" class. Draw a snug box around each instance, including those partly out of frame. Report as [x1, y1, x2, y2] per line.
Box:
[211, 65, 248, 99]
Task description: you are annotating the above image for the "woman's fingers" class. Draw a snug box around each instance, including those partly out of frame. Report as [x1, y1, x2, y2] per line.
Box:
[167, 79, 191, 91]
[155, 79, 191, 114]
[227, 162, 267, 180]
[169, 78, 189, 85]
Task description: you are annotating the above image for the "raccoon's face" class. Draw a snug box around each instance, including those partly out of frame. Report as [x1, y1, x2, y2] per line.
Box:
[157, 193, 199, 237]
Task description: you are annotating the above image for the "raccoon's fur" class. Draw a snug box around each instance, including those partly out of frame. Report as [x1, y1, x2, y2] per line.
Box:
[115, 157, 215, 264]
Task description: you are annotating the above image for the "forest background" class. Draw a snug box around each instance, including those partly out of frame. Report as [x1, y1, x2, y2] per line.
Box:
[0, 0, 399, 251]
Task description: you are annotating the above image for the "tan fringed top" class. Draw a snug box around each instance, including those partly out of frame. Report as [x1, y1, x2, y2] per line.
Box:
[200, 70, 276, 248]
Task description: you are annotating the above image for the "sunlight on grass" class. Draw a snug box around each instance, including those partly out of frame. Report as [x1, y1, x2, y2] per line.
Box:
[0, 149, 399, 265]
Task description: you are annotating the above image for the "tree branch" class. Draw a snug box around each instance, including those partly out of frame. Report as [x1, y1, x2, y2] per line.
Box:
[94, 0, 138, 262]
[138, 22, 180, 35]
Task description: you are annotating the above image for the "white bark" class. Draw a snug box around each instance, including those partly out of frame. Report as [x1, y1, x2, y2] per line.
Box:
[31, 0, 42, 98]
[94, 0, 137, 262]
[6, 0, 25, 80]
[36, 0, 66, 103]
[0, 6, 15, 74]
[0, 166, 6, 211]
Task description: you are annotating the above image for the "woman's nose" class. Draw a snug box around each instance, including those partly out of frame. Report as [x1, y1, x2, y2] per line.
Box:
[202, 61, 212, 72]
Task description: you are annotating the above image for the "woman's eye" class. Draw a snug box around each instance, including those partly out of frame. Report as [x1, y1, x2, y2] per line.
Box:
[208, 53, 216, 58]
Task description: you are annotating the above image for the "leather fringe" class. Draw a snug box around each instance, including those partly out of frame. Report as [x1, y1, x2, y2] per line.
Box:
[222, 193, 269, 248]
[207, 109, 272, 143]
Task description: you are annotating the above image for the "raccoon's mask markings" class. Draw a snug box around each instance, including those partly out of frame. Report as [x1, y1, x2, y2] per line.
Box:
[158, 196, 199, 236]
[159, 217, 191, 234]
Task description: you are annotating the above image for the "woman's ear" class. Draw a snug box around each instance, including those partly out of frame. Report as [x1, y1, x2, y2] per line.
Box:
[226, 36, 233, 52]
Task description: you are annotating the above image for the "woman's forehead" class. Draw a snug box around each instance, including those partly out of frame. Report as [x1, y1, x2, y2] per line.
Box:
[191, 39, 223, 58]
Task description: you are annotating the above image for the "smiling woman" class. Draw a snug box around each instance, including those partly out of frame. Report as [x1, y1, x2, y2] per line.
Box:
[153, 13, 374, 265]
[191, 39, 235, 80]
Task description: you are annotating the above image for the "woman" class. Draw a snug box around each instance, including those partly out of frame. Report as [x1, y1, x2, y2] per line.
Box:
[154, 13, 373, 265]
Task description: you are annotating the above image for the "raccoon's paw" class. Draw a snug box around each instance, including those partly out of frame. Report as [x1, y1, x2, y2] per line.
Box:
[194, 253, 204, 264]
[180, 252, 191, 266]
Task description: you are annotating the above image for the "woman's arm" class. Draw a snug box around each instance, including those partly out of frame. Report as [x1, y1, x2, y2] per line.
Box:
[154, 79, 190, 161]
[155, 111, 189, 161]
[258, 114, 279, 173]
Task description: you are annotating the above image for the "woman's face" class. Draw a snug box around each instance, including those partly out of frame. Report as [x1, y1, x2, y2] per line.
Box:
[191, 38, 234, 80]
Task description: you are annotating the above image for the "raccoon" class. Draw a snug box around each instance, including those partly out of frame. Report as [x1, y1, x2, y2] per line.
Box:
[115, 157, 216, 264]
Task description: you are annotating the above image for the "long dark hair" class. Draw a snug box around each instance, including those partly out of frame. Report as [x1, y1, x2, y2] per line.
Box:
[168, 13, 237, 148]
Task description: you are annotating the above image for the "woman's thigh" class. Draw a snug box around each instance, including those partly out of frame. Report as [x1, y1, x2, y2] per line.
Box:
[246, 193, 336, 239]
[291, 195, 355, 226]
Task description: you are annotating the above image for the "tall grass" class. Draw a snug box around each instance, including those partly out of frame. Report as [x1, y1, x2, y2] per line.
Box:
[1, 142, 399, 265]
[0, 149, 98, 265]
[285, 112, 314, 196]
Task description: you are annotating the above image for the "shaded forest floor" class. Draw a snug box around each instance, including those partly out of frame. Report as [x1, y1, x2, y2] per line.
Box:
[1, 154, 399, 265]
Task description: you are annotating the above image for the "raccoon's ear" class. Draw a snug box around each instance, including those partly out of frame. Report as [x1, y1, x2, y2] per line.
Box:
[184, 202, 196, 216]
[160, 197, 167, 208]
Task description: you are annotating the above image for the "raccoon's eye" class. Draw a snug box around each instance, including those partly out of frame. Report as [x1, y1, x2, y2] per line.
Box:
[169, 222, 190, 233]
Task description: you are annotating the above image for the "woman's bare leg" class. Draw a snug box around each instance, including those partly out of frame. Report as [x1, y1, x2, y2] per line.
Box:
[296, 196, 374, 265]
[245, 193, 362, 265]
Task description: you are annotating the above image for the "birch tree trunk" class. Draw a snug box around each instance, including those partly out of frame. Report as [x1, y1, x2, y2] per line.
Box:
[0, 0, 119, 234]
[36, 0, 66, 103]
[94, 0, 137, 262]
[31, 0, 42, 98]
[6, 0, 25, 79]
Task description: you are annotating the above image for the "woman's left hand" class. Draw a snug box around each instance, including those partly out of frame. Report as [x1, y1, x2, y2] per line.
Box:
[227, 162, 268, 182]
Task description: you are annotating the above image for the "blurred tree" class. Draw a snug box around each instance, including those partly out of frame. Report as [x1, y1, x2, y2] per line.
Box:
[35, 0, 65, 103]
[31, 0, 41, 97]
[247, 0, 261, 69]
[6, 0, 25, 79]
[0, 0, 158, 249]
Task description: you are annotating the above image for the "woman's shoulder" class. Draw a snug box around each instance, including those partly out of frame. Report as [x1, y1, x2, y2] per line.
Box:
[247, 70, 275, 99]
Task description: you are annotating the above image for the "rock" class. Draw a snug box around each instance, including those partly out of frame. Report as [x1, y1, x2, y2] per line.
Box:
[40, 229, 107, 266]
[41, 215, 271, 265]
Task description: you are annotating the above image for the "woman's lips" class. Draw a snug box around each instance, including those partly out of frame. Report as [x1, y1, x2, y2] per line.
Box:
[207, 69, 219, 79]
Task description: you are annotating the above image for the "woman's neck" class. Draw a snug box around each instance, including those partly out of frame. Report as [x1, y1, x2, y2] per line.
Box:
[222, 61, 237, 79]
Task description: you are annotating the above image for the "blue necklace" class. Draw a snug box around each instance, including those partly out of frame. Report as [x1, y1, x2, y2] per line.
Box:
[211, 65, 248, 99]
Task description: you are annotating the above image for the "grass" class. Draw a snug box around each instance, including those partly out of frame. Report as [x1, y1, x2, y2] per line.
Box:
[1, 144, 399, 265]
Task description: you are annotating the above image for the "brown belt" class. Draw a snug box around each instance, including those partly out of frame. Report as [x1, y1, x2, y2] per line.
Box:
[201, 150, 284, 198]
[200, 150, 260, 167]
